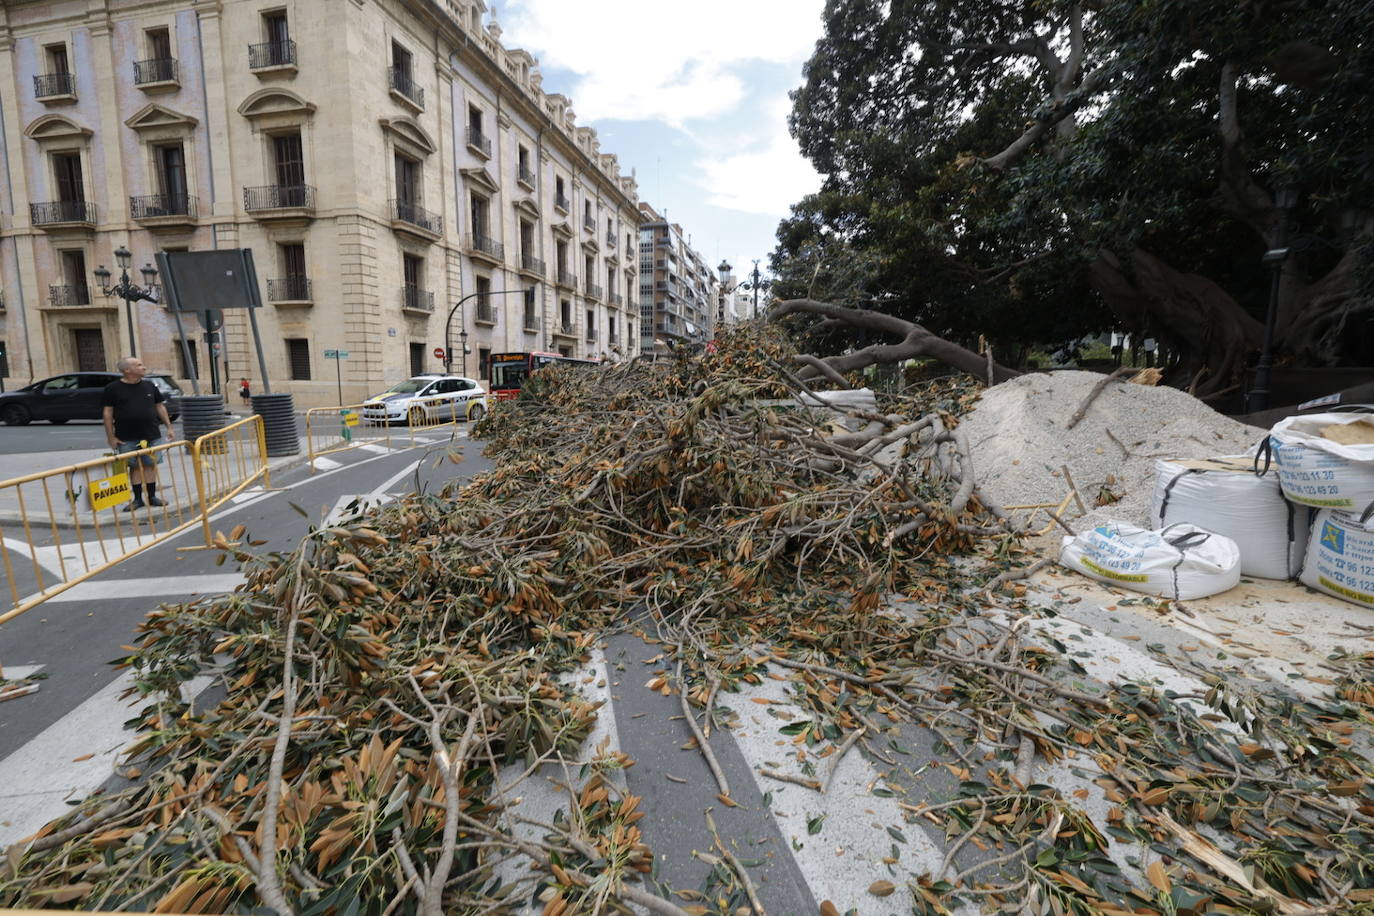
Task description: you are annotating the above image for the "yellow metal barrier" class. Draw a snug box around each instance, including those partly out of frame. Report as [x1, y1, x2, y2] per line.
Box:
[304, 402, 396, 470]
[305, 396, 482, 472]
[0, 416, 270, 626]
[0, 439, 201, 626]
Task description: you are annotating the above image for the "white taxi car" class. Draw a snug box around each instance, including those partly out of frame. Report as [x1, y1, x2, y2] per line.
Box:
[361, 374, 488, 425]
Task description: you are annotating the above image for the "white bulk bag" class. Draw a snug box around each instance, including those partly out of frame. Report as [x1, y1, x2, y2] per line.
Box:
[1060, 521, 1242, 600]
[1300, 510, 1374, 609]
[1151, 456, 1305, 580]
[1266, 413, 1374, 510]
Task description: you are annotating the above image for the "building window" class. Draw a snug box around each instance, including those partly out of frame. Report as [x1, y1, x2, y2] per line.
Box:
[155, 143, 188, 207]
[60, 249, 89, 303]
[0, 340, 8, 378]
[176, 338, 199, 380]
[478, 347, 490, 378]
[409, 341, 425, 376]
[395, 152, 420, 206]
[519, 220, 534, 259]
[263, 11, 290, 46]
[470, 194, 489, 236]
[554, 175, 568, 211]
[392, 41, 412, 81]
[403, 253, 423, 289]
[286, 338, 311, 380]
[53, 151, 85, 203]
[44, 44, 70, 77]
[583, 199, 593, 227]
[523, 286, 537, 329]
[147, 27, 172, 61]
[609, 314, 618, 344]
[560, 299, 572, 331]
[584, 253, 595, 285]
[586, 308, 595, 341]
[517, 145, 533, 185]
[273, 131, 305, 189]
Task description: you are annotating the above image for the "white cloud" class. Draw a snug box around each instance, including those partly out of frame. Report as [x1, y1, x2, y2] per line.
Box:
[697, 100, 821, 216]
[500, 0, 824, 124]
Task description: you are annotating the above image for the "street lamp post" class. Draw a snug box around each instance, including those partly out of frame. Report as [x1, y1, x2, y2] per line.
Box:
[716, 259, 774, 327]
[93, 246, 159, 357]
[1250, 186, 1299, 413]
[443, 286, 532, 375]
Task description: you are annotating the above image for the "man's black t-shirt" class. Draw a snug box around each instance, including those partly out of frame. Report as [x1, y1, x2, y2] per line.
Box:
[102, 379, 165, 442]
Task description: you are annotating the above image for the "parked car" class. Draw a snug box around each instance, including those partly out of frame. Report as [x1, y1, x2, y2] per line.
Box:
[0, 371, 183, 426]
[360, 373, 487, 425]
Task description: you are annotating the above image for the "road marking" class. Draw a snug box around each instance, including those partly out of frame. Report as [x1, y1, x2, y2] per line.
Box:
[322, 495, 393, 527]
[42, 573, 246, 604]
[0, 671, 212, 848]
[1, 665, 43, 680]
[230, 486, 268, 505]
[310, 456, 343, 471]
[368, 460, 421, 498]
[357, 443, 391, 454]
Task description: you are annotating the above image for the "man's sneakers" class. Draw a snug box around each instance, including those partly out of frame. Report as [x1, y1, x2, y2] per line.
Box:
[125, 497, 166, 511]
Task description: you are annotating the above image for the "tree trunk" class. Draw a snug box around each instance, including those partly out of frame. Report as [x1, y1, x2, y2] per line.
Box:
[1089, 248, 1263, 397]
[768, 299, 1022, 384]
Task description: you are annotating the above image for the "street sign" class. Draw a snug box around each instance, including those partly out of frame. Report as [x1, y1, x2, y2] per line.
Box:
[324, 349, 350, 359]
[433, 347, 445, 360]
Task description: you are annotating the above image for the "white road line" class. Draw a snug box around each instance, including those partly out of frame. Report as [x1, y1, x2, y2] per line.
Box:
[309, 456, 343, 471]
[725, 665, 958, 916]
[322, 495, 393, 527]
[357, 443, 391, 454]
[42, 573, 246, 604]
[1, 665, 43, 680]
[368, 460, 422, 498]
[0, 671, 211, 848]
[491, 646, 623, 913]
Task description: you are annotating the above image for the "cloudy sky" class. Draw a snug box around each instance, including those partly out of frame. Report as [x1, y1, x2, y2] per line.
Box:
[496, 0, 825, 282]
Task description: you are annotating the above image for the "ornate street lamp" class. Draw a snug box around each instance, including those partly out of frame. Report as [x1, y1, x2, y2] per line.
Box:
[716, 258, 774, 325]
[1250, 185, 1300, 413]
[93, 246, 160, 357]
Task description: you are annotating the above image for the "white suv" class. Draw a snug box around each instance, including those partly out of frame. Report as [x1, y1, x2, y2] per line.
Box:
[361, 374, 488, 425]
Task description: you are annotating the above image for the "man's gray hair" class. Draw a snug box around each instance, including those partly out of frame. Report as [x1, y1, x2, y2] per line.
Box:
[116, 357, 139, 373]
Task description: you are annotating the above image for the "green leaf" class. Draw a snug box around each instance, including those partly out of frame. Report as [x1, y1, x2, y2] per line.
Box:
[807, 814, 826, 835]
[887, 826, 907, 844]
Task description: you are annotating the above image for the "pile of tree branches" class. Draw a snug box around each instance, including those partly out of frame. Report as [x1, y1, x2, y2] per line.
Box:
[2, 324, 1372, 915]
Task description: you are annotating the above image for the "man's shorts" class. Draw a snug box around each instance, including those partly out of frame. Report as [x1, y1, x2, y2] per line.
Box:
[114, 437, 166, 467]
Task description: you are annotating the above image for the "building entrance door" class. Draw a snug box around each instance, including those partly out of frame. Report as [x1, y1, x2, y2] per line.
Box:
[73, 328, 106, 371]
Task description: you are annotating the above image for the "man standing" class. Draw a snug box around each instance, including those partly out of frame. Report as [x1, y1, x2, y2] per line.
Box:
[102, 357, 175, 511]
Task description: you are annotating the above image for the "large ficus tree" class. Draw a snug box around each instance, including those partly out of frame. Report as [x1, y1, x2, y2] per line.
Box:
[783, 0, 1373, 395]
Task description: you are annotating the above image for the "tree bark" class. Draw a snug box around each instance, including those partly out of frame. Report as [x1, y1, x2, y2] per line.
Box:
[768, 298, 1022, 384]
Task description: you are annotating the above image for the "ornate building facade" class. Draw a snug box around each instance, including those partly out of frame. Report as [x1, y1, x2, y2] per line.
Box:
[0, 0, 641, 406]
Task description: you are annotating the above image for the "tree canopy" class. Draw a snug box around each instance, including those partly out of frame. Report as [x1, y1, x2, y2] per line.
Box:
[778, 0, 1374, 395]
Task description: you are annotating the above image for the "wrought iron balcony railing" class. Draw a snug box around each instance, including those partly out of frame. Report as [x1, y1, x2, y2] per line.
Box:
[392, 199, 443, 235]
[517, 164, 535, 187]
[468, 232, 504, 259]
[556, 269, 576, 288]
[554, 193, 570, 212]
[48, 283, 91, 306]
[584, 282, 603, 300]
[466, 127, 491, 157]
[134, 58, 178, 84]
[583, 214, 595, 231]
[610, 293, 623, 307]
[520, 253, 545, 275]
[559, 321, 576, 336]
[244, 184, 315, 211]
[401, 285, 434, 313]
[388, 67, 423, 107]
[131, 193, 196, 219]
[31, 200, 96, 225]
[249, 39, 296, 69]
[34, 72, 75, 97]
[267, 276, 312, 301]
[475, 300, 497, 324]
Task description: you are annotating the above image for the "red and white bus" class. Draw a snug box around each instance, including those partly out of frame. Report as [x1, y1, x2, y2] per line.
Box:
[488, 351, 598, 400]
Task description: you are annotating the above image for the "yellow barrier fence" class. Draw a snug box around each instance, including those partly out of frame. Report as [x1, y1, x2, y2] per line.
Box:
[305, 395, 484, 472]
[0, 416, 269, 630]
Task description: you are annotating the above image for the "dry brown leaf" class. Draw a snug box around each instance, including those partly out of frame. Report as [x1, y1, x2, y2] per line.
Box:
[868, 879, 896, 896]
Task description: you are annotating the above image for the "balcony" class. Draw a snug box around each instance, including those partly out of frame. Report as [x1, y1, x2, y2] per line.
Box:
[466, 232, 504, 264]
[554, 192, 570, 213]
[401, 284, 434, 314]
[249, 39, 297, 72]
[584, 281, 603, 301]
[655, 236, 670, 247]
[552, 320, 577, 339]
[517, 164, 535, 189]
[466, 127, 491, 158]
[391, 199, 443, 241]
[474, 300, 497, 325]
[131, 193, 197, 228]
[555, 269, 576, 290]
[605, 230, 616, 248]
[583, 214, 595, 231]
[519, 252, 545, 277]
[133, 58, 178, 89]
[609, 292, 623, 307]
[267, 276, 312, 305]
[33, 72, 76, 101]
[585, 328, 597, 343]
[388, 67, 424, 110]
[48, 283, 92, 307]
[523, 310, 539, 332]
[31, 200, 96, 229]
[244, 184, 315, 220]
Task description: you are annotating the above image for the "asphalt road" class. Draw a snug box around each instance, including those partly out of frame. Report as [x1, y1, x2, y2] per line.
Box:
[0, 419, 122, 455]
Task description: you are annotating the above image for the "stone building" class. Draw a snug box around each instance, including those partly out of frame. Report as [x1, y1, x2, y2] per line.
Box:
[637, 202, 714, 354]
[0, 0, 641, 407]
